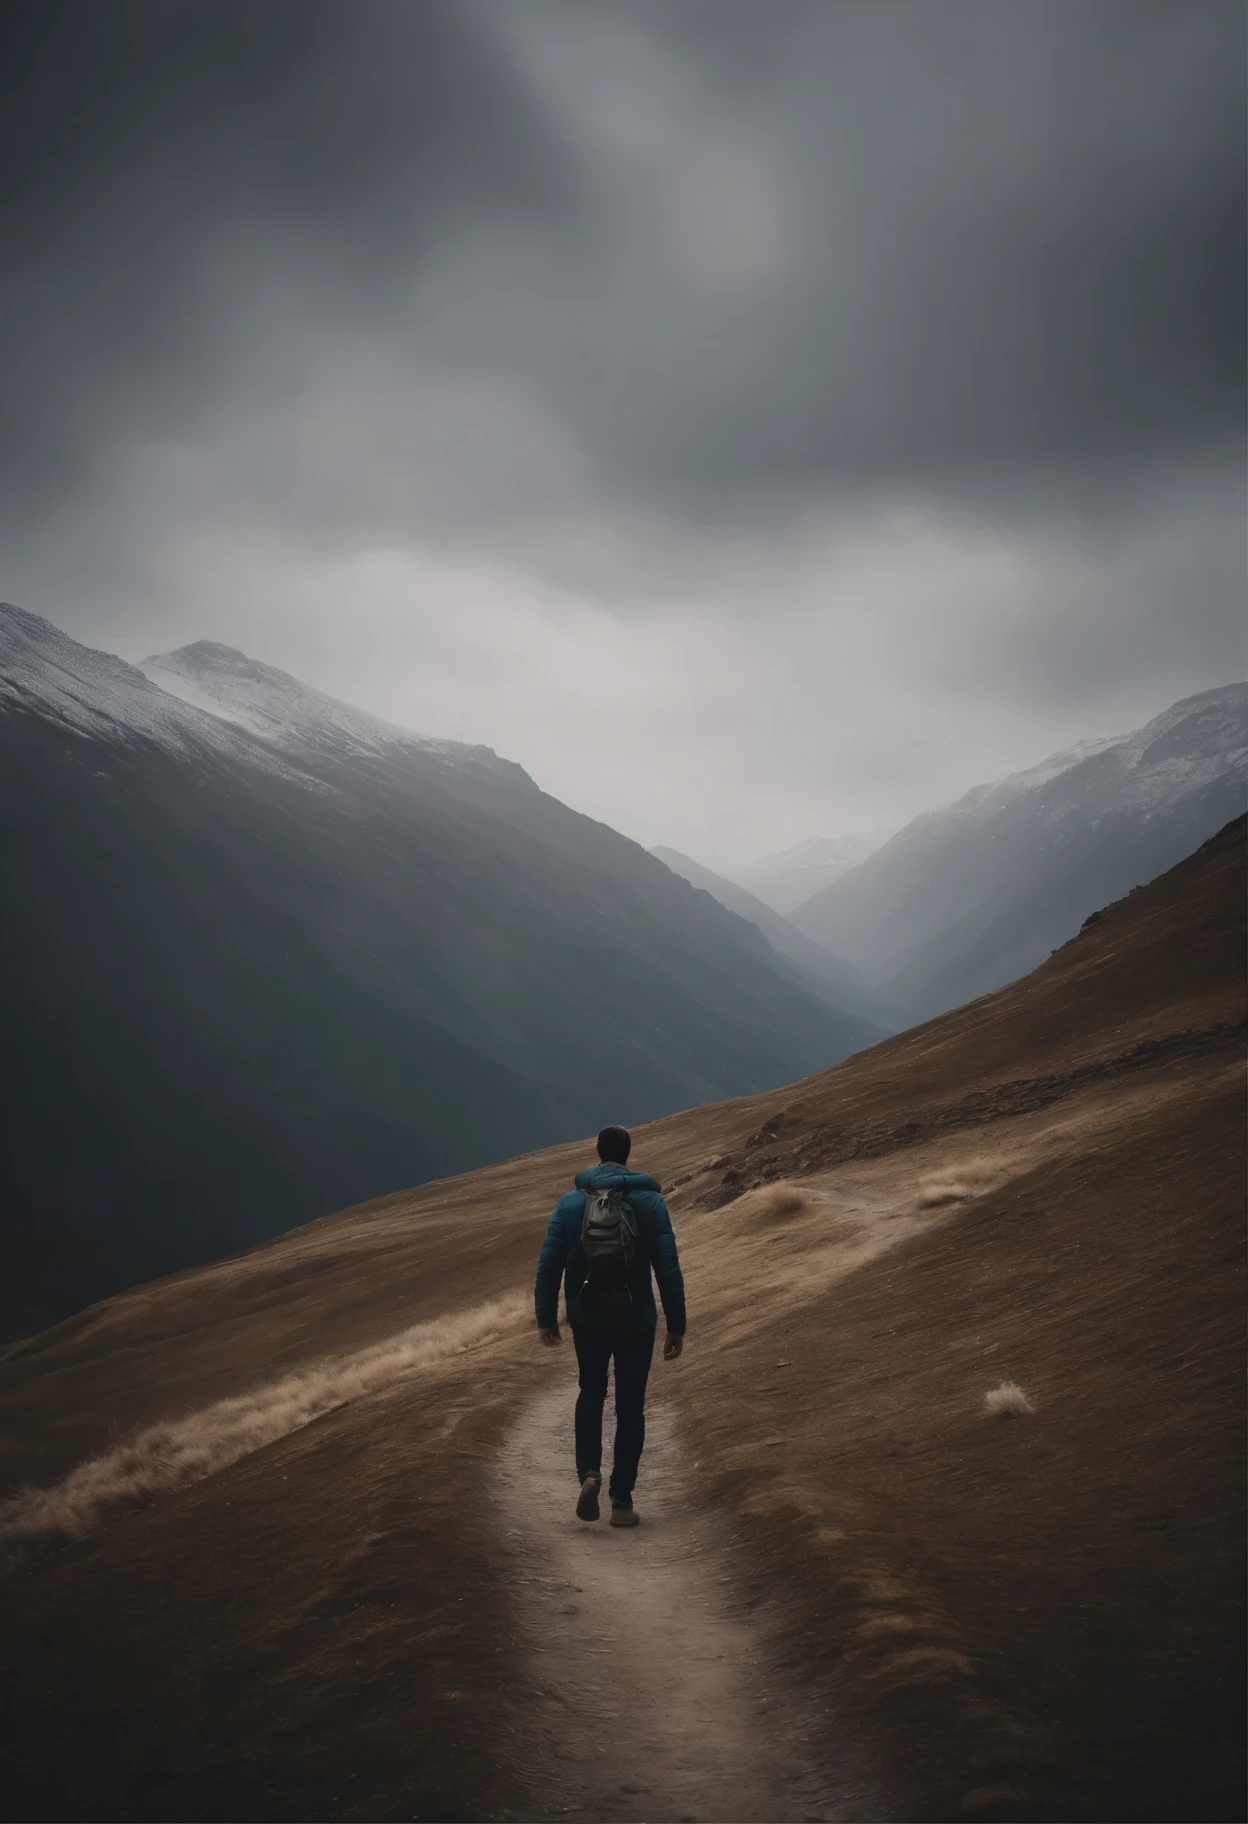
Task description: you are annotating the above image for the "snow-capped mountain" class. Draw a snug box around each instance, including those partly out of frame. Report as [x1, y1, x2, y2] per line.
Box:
[0, 604, 880, 1334]
[791, 683, 1247, 1021]
[142, 640, 490, 770]
[730, 830, 894, 916]
[0, 607, 525, 789]
[0, 603, 283, 767]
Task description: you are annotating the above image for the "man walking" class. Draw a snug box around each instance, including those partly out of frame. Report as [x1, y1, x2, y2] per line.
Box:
[534, 1125, 686, 1526]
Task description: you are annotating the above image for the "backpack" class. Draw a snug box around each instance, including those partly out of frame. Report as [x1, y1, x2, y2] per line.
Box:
[579, 1186, 639, 1317]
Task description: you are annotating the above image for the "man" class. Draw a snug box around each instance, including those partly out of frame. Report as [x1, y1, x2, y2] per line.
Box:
[534, 1124, 686, 1526]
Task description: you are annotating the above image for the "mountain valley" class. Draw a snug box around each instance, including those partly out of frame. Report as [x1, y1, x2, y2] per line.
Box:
[0, 815, 1242, 1822]
[0, 606, 882, 1335]
[650, 843, 893, 1025]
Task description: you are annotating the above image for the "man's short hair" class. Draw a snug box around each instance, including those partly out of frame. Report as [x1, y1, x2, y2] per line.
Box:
[597, 1125, 632, 1164]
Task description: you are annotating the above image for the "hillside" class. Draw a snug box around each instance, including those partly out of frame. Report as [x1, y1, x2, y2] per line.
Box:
[0, 818, 1241, 1822]
[792, 684, 1246, 1023]
[0, 606, 877, 1333]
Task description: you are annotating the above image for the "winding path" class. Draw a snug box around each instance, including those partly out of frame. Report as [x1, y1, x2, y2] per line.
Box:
[495, 1369, 860, 1823]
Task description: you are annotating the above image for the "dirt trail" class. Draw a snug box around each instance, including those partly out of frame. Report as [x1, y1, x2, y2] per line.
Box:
[495, 1371, 863, 1824]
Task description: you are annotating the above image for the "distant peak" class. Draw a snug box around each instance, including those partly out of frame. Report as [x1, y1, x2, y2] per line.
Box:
[140, 640, 496, 773]
[0, 600, 52, 633]
[164, 640, 251, 663]
[144, 641, 299, 685]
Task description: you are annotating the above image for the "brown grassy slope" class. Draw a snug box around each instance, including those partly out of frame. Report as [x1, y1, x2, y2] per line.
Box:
[674, 1056, 1243, 1822]
[2, 816, 1238, 1491]
[0, 818, 1242, 1822]
[0, 1332, 556, 1823]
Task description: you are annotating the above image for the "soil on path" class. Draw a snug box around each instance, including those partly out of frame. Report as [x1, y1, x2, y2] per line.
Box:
[495, 1370, 867, 1824]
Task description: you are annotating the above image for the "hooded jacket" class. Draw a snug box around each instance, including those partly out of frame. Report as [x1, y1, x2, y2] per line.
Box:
[534, 1162, 686, 1335]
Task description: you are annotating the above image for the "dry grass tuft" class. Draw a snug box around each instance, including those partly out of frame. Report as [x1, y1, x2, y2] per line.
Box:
[918, 1157, 1016, 1208]
[919, 1176, 980, 1206]
[983, 1381, 1036, 1418]
[0, 1291, 527, 1574]
[753, 1182, 809, 1220]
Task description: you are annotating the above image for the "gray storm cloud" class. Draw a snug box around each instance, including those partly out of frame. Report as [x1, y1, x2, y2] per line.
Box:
[1, 0, 1243, 862]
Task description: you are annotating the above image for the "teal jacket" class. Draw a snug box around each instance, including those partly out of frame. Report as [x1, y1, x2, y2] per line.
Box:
[534, 1163, 686, 1334]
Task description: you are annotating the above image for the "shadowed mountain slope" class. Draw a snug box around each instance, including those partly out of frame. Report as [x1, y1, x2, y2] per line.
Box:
[0, 606, 876, 1333]
[0, 818, 1241, 1822]
[792, 684, 1246, 1023]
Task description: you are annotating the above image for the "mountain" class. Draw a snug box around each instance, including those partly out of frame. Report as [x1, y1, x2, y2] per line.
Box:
[0, 606, 879, 1334]
[730, 830, 894, 915]
[1, 818, 1241, 1823]
[650, 843, 894, 1025]
[140, 639, 485, 764]
[791, 684, 1247, 1023]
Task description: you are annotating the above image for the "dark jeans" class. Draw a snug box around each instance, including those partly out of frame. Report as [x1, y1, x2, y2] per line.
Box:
[570, 1321, 656, 1503]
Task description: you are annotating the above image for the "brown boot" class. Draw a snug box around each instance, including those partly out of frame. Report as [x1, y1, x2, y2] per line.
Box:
[609, 1501, 640, 1527]
[575, 1476, 601, 1522]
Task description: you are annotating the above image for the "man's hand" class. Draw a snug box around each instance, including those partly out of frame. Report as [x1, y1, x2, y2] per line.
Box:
[538, 1326, 562, 1347]
[663, 1332, 684, 1361]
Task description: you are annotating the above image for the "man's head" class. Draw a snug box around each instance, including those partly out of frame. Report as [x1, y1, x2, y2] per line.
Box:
[596, 1125, 632, 1165]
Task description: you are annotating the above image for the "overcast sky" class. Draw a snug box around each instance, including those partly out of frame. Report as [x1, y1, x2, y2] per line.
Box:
[2, 0, 1244, 868]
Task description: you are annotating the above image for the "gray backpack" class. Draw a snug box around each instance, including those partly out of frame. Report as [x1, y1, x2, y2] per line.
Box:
[580, 1186, 639, 1315]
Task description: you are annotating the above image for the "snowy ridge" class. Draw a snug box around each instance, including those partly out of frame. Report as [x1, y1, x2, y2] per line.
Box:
[881, 686, 1246, 855]
[787, 679, 1246, 1014]
[888, 735, 1131, 843]
[954, 734, 1128, 811]
[739, 685, 1244, 920]
[1005, 685, 1247, 822]
[140, 642, 463, 763]
[0, 607, 531, 798]
[1082, 686, 1248, 820]
[0, 603, 285, 770]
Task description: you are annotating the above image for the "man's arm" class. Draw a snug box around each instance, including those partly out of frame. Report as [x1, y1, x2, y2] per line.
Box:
[534, 1202, 569, 1340]
[649, 1196, 687, 1352]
